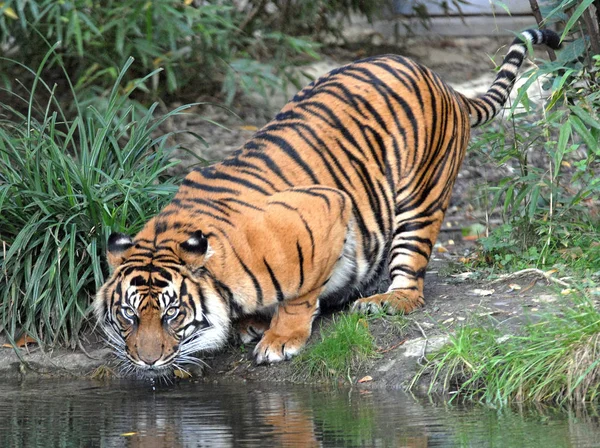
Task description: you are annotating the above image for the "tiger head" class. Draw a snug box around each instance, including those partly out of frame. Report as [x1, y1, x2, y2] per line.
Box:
[94, 227, 230, 376]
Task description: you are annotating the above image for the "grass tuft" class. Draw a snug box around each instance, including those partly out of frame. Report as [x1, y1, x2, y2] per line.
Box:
[411, 293, 600, 404]
[0, 54, 203, 347]
[293, 313, 378, 382]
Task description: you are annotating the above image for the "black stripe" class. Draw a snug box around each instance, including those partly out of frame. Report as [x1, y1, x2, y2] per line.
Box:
[182, 177, 240, 195]
[264, 259, 284, 302]
[296, 241, 304, 290]
[200, 167, 271, 196]
[233, 249, 264, 306]
[221, 197, 265, 211]
[243, 151, 294, 187]
[256, 133, 320, 183]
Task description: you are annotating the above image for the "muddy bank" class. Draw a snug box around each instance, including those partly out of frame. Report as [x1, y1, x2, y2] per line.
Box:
[0, 245, 561, 391]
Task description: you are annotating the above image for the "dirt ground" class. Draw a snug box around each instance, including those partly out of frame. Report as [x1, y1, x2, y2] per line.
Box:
[0, 36, 565, 388]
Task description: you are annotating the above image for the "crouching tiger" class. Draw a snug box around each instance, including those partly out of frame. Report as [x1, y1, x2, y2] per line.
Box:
[95, 30, 560, 374]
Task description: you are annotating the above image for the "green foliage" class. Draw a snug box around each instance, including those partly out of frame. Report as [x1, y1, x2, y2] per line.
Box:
[231, 0, 386, 39]
[412, 294, 600, 404]
[0, 0, 385, 108]
[0, 0, 324, 108]
[470, 3, 600, 275]
[294, 313, 378, 381]
[0, 55, 196, 347]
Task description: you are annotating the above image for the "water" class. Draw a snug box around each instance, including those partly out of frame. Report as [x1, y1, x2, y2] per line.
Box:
[1, 379, 600, 447]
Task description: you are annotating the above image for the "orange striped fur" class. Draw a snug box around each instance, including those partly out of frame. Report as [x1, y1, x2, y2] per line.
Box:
[95, 30, 560, 374]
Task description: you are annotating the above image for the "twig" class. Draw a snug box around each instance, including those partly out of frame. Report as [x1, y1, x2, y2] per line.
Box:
[237, 0, 268, 34]
[78, 340, 101, 360]
[488, 268, 571, 287]
[411, 319, 429, 365]
[376, 339, 407, 354]
[527, 0, 557, 61]
[582, 7, 600, 58]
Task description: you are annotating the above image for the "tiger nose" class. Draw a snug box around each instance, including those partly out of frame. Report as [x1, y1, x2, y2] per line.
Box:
[138, 353, 162, 366]
[135, 342, 164, 366]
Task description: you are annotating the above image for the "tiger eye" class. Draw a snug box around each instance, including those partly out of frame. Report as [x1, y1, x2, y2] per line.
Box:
[165, 307, 178, 317]
[123, 307, 136, 318]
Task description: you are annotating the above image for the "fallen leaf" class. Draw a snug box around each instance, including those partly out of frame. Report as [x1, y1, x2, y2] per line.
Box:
[436, 246, 448, 253]
[508, 284, 521, 290]
[1, 5, 17, 20]
[561, 289, 574, 295]
[239, 125, 258, 131]
[174, 369, 192, 379]
[376, 339, 407, 353]
[447, 239, 455, 245]
[2, 334, 37, 348]
[120, 432, 138, 437]
[532, 295, 557, 303]
[472, 289, 494, 296]
[442, 317, 455, 325]
[558, 247, 583, 259]
[357, 375, 373, 383]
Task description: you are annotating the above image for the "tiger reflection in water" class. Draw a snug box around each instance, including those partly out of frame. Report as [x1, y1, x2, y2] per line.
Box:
[106, 388, 431, 448]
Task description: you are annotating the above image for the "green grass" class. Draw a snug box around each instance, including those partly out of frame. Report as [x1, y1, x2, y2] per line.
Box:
[411, 292, 600, 404]
[294, 313, 378, 382]
[0, 54, 204, 347]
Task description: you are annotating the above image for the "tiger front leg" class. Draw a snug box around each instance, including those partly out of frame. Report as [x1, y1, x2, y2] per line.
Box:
[254, 289, 321, 364]
[244, 185, 352, 364]
[353, 210, 446, 315]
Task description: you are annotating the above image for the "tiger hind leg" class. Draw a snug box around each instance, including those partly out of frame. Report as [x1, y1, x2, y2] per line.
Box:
[352, 210, 445, 315]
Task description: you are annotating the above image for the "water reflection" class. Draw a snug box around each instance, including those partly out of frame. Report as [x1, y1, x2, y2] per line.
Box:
[1, 379, 600, 447]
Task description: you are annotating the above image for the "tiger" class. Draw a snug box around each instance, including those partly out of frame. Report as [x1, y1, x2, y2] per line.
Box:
[95, 29, 560, 374]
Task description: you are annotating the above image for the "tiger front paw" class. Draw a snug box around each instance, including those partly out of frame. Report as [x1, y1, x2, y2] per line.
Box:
[352, 289, 425, 315]
[253, 328, 311, 364]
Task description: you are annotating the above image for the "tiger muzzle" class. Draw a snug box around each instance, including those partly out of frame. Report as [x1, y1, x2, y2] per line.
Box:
[127, 313, 176, 368]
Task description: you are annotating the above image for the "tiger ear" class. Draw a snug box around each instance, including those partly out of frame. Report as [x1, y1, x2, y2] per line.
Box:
[107, 233, 134, 269]
[179, 230, 209, 269]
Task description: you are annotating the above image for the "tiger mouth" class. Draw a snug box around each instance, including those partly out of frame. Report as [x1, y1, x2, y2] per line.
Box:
[125, 351, 179, 372]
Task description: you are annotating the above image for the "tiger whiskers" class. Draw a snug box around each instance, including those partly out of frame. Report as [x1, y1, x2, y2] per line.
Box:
[176, 354, 208, 369]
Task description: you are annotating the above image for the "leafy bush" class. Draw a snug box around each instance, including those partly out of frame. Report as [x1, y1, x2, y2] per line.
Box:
[470, 0, 600, 275]
[0, 0, 383, 108]
[0, 0, 322, 108]
[232, 0, 387, 39]
[0, 55, 197, 347]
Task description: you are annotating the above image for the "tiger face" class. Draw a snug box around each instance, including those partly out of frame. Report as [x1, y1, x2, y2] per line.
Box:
[94, 229, 230, 376]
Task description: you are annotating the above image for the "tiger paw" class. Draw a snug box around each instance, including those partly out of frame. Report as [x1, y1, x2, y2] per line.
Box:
[352, 290, 425, 315]
[253, 329, 310, 364]
[234, 315, 271, 344]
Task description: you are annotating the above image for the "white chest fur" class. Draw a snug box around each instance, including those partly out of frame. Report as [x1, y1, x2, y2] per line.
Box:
[322, 224, 365, 298]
